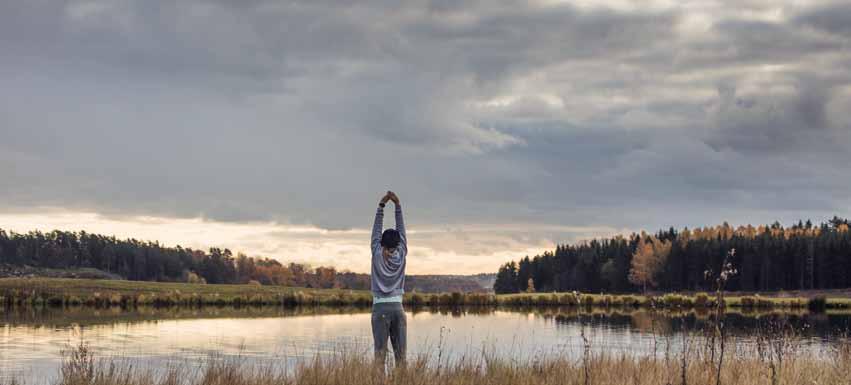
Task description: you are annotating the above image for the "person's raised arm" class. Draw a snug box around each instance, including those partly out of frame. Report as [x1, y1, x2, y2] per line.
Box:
[389, 192, 406, 252]
[372, 192, 391, 252]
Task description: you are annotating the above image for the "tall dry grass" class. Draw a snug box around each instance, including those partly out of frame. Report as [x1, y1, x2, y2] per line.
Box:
[6, 332, 849, 385]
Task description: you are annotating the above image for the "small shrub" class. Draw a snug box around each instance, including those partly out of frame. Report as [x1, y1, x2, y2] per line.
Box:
[249, 294, 266, 305]
[754, 295, 774, 308]
[621, 295, 640, 307]
[663, 294, 687, 308]
[438, 293, 453, 306]
[694, 293, 710, 307]
[281, 292, 298, 306]
[558, 293, 579, 306]
[546, 293, 559, 306]
[788, 298, 806, 308]
[739, 296, 755, 308]
[47, 295, 64, 306]
[408, 293, 424, 307]
[808, 296, 827, 312]
[185, 271, 206, 284]
[65, 295, 82, 306]
[464, 293, 494, 306]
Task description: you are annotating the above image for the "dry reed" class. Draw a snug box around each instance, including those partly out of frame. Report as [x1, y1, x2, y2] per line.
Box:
[4, 334, 849, 385]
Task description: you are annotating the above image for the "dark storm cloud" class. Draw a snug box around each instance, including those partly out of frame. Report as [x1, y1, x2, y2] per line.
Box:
[400, 5, 676, 84]
[2, 0, 851, 235]
[794, 2, 851, 39]
[710, 19, 841, 64]
[705, 75, 837, 153]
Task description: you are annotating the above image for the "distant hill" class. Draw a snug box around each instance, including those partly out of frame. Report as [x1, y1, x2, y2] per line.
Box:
[469, 273, 497, 291]
[288, 270, 494, 293]
[405, 274, 496, 293]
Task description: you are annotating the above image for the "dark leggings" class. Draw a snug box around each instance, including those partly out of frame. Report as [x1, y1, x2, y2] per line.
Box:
[371, 302, 406, 366]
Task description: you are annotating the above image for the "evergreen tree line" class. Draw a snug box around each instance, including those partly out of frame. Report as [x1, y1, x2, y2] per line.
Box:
[494, 217, 851, 294]
[0, 228, 346, 288]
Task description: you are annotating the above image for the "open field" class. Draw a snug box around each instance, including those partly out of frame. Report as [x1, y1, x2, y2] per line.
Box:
[2, 278, 851, 310]
[6, 339, 851, 385]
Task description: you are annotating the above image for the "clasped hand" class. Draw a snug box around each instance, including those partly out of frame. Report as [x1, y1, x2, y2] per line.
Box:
[380, 191, 400, 205]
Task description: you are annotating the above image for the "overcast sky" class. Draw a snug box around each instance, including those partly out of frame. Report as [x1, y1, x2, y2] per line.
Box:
[2, 0, 850, 274]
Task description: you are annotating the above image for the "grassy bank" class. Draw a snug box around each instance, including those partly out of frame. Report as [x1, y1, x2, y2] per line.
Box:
[488, 291, 851, 310]
[414, 291, 851, 311]
[8, 338, 851, 385]
[0, 278, 374, 307]
[2, 278, 851, 310]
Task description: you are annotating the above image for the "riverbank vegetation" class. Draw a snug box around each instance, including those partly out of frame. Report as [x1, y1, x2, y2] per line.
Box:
[3, 278, 850, 310]
[495, 216, 851, 294]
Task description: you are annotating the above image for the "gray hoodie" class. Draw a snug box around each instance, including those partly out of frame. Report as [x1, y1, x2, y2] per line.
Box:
[370, 204, 407, 298]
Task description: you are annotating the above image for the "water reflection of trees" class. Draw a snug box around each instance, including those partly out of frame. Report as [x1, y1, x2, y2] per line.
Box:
[409, 306, 497, 317]
[3, 305, 849, 339]
[511, 306, 851, 339]
[0, 305, 372, 327]
[3, 305, 498, 327]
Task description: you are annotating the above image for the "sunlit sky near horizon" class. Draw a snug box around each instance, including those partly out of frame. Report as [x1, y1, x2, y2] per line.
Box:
[2, 0, 851, 274]
[0, 210, 630, 274]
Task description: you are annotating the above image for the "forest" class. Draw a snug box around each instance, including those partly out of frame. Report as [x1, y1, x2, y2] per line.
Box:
[0, 229, 489, 293]
[494, 217, 851, 294]
[0, 228, 340, 287]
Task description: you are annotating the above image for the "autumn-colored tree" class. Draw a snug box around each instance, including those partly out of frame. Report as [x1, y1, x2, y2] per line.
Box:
[183, 270, 206, 284]
[235, 253, 256, 284]
[313, 266, 337, 289]
[288, 263, 307, 286]
[526, 277, 536, 293]
[255, 264, 293, 285]
[628, 235, 671, 292]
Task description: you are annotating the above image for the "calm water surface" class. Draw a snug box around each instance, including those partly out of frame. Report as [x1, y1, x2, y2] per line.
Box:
[2, 306, 849, 384]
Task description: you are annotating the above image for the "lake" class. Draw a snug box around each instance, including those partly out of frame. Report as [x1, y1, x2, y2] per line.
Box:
[2, 306, 850, 384]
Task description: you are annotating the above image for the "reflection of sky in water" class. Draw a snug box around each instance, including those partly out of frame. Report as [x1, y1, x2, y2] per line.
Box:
[1, 309, 848, 384]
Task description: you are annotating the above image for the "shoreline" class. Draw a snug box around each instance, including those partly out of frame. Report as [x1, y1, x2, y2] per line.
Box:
[2, 277, 851, 310]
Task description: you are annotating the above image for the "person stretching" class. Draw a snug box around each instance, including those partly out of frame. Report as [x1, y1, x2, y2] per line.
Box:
[370, 190, 407, 368]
